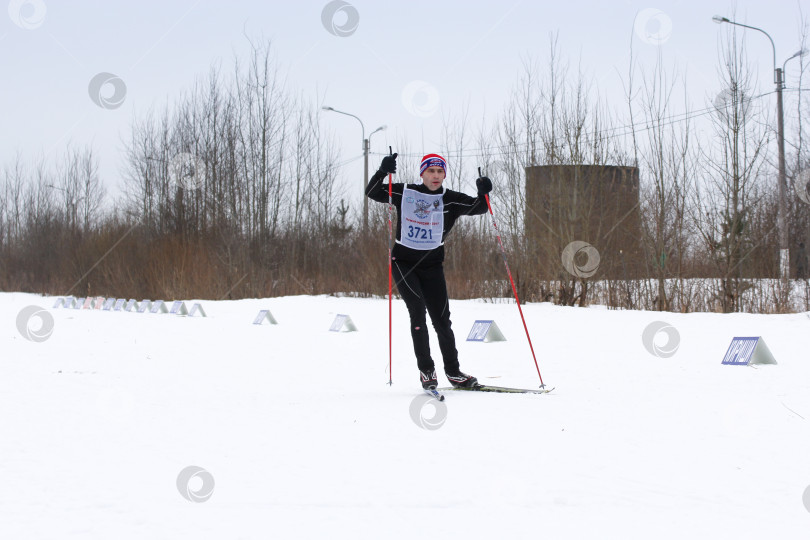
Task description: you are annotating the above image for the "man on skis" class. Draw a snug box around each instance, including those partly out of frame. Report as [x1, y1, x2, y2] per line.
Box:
[365, 152, 492, 390]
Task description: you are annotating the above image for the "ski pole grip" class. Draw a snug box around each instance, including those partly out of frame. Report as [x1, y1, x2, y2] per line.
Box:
[477, 166, 493, 211]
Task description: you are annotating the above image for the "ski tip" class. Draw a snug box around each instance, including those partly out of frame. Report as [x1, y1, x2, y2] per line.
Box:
[424, 388, 445, 401]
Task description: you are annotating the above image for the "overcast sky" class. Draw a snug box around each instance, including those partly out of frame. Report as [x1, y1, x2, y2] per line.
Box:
[1, 0, 807, 205]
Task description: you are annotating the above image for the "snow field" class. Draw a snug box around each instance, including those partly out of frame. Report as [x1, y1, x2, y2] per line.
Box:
[2, 292, 810, 539]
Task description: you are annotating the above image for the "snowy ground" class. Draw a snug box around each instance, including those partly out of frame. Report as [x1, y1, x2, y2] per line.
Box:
[2, 292, 810, 539]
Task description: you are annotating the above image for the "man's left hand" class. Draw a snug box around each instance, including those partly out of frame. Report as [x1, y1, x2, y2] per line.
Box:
[476, 176, 492, 196]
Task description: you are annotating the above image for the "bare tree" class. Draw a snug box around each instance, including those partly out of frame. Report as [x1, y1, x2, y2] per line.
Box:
[233, 38, 288, 240]
[697, 27, 771, 312]
[3, 153, 26, 244]
[634, 52, 696, 311]
[54, 146, 105, 232]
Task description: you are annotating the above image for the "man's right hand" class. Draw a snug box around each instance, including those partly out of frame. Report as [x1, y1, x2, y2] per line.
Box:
[379, 153, 398, 175]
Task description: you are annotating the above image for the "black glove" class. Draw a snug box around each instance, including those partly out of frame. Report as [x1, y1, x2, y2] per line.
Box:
[379, 153, 398, 175]
[476, 176, 492, 196]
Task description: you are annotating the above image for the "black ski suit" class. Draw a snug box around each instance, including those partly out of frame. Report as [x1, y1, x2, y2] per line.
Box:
[365, 170, 488, 374]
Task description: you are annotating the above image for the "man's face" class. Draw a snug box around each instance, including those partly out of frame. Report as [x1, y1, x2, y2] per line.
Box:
[421, 166, 446, 191]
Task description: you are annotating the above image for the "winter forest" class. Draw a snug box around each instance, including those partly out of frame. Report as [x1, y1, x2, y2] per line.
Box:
[3, 23, 810, 314]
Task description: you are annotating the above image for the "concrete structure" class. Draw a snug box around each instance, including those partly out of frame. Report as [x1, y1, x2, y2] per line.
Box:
[525, 165, 643, 279]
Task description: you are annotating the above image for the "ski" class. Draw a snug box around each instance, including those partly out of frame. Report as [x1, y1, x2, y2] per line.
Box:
[423, 387, 445, 401]
[438, 384, 554, 395]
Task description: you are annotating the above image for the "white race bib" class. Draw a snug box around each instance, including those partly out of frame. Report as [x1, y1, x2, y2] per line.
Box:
[399, 187, 444, 250]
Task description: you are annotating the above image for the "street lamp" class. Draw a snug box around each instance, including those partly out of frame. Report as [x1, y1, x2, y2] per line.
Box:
[322, 106, 385, 233]
[713, 15, 806, 280]
[368, 125, 387, 159]
[783, 48, 808, 72]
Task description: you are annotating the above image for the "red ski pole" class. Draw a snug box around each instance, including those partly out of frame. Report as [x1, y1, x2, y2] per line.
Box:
[480, 167, 545, 388]
[387, 147, 394, 386]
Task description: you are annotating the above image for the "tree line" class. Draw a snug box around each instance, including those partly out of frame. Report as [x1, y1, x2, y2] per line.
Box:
[1, 29, 809, 313]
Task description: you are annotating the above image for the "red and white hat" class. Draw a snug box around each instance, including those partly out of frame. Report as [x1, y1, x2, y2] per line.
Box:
[419, 153, 447, 176]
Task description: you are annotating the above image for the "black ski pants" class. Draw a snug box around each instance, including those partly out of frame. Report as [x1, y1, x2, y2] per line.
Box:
[392, 259, 460, 374]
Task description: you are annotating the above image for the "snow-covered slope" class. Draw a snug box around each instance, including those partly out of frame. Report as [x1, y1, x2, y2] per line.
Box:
[2, 292, 809, 539]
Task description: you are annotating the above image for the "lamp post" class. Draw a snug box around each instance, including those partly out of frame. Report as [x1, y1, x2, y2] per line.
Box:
[368, 125, 386, 145]
[783, 48, 808, 72]
[712, 15, 805, 279]
[322, 106, 385, 233]
[368, 124, 387, 162]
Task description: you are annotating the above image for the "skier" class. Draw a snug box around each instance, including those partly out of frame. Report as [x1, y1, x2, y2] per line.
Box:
[366, 152, 492, 390]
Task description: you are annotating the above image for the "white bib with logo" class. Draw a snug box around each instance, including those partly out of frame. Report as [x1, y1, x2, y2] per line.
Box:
[399, 187, 444, 250]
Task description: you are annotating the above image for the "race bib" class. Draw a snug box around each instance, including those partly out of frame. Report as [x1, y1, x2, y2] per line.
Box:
[399, 187, 444, 250]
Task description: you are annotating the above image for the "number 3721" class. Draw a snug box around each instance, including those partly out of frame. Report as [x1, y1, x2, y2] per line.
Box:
[407, 226, 433, 240]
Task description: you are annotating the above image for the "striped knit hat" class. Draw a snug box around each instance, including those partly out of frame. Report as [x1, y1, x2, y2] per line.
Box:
[419, 153, 447, 176]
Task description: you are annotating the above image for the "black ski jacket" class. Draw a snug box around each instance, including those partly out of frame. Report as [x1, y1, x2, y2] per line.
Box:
[365, 169, 488, 266]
